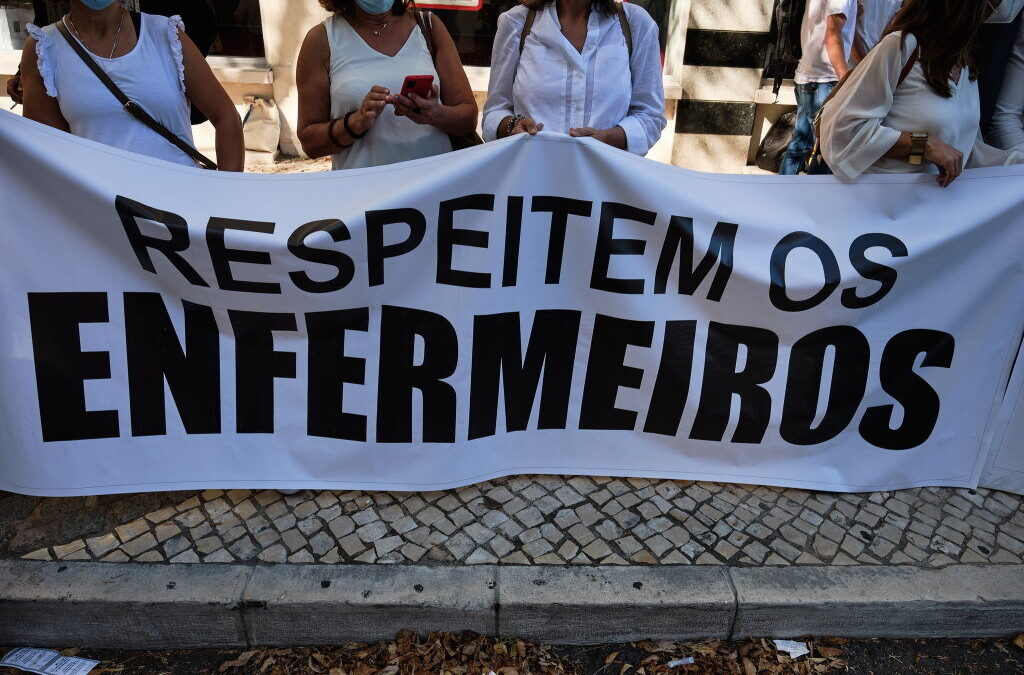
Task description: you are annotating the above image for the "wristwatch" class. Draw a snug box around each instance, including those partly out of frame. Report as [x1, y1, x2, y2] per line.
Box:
[909, 131, 928, 165]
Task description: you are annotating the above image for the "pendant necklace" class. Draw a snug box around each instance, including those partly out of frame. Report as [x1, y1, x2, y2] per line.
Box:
[68, 9, 125, 58]
[371, 14, 391, 36]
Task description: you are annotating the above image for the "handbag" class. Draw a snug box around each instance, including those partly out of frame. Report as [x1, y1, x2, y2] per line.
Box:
[756, 111, 796, 172]
[413, 10, 484, 151]
[56, 19, 218, 170]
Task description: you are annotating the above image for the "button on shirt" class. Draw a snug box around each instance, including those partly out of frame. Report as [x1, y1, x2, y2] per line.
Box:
[482, 3, 666, 155]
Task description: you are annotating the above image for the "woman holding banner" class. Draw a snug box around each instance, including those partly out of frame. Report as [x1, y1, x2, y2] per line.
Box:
[481, 0, 666, 155]
[295, 0, 478, 169]
[819, 0, 1024, 186]
[18, 0, 243, 170]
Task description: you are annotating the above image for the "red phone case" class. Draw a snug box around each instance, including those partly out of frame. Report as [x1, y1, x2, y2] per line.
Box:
[402, 75, 434, 99]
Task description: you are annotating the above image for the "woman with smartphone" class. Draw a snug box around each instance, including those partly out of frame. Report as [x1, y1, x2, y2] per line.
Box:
[482, 0, 666, 155]
[296, 0, 477, 169]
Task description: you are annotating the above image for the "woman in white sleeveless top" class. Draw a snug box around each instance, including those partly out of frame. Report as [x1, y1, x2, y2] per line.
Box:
[19, 0, 243, 170]
[296, 0, 477, 170]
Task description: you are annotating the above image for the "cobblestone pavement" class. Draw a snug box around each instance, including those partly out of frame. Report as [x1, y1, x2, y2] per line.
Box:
[5, 476, 1023, 567]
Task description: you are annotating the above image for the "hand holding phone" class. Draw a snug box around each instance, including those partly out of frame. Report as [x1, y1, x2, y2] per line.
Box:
[400, 75, 434, 101]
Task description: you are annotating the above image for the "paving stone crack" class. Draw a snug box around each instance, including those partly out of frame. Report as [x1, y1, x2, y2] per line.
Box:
[237, 565, 258, 648]
[724, 567, 739, 640]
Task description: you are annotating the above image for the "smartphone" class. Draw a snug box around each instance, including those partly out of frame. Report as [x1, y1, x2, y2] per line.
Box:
[401, 75, 434, 100]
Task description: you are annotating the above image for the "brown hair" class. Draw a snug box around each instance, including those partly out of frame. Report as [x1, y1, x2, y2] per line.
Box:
[520, 0, 617, 16]
[319, 0, 410, 15]
[884, 0, 988, 97]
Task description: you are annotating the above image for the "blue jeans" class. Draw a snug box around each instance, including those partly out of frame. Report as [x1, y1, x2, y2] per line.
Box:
[779, 81, 836, 175]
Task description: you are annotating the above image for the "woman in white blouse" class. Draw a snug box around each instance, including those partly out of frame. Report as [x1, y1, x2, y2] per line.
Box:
[482, 0, 666, 155]
[820, 0, 1024, 187]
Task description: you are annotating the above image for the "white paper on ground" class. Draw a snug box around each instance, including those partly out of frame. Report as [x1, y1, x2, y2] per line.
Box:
[773, 640, 810, 659]
[0, 648, 99, 675]
[41, 656, 101, 675]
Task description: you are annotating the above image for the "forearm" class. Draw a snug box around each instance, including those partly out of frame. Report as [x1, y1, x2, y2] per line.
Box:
[825, 33, 849, 79]
[298, 116, 366, 159]
[431, 102, 478, 136]
[601, 126, 627, 150]
[212, 113, 244, 172]
[883, 130, 912, 159]
[298, 122, 340, 159]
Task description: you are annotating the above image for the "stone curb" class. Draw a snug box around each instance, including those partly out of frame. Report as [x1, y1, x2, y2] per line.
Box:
[1, 560, 1022, 648]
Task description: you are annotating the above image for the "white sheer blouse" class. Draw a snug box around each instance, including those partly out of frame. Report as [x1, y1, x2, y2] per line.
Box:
[820, 31, 1023, 181]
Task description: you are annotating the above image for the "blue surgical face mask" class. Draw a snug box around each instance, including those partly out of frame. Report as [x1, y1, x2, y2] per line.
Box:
[79, 0, 118, 10]
[355, 0, 394, 15]
[986, 0, 1024, 23]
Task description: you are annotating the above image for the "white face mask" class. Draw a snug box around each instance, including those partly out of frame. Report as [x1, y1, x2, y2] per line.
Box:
[987, 0, 1024, 23]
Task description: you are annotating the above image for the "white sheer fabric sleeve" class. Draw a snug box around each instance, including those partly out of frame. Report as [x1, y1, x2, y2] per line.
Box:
[482, 8, 527, 142]
[967, 132, 1024, 168]
[988, 24, 1024, 152]
[819, 32, 912, 181]
[617, 4, 666, 156]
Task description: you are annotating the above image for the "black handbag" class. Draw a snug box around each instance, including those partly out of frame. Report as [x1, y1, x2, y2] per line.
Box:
[56, 19, 218, 169]
[756, 111, 796, 173]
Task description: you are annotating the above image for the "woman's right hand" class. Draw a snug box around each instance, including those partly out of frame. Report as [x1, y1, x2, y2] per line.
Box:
[349, 86, 390, 135]
[924, 136, 964, 188]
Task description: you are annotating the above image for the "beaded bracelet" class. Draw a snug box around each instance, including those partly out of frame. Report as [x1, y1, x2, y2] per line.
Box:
[505, 114, 526, 137]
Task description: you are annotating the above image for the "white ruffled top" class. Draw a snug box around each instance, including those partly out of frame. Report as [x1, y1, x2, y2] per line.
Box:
[28, 13, 196, 166]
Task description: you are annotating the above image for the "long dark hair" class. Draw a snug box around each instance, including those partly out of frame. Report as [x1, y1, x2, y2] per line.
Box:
[885, 0, 988, 97]
[319, 0, 410, 15]
[520, 0, 617, 16]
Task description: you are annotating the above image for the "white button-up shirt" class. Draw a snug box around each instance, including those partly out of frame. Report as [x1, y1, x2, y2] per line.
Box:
[482, 3, 666, 155]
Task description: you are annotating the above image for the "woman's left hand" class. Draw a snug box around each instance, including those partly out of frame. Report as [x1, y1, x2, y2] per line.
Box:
[389, 85, 444, 126]
[569, 127, 609, 143]
[569, 125, 628, 150]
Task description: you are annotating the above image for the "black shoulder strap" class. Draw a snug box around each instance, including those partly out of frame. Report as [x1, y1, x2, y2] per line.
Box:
[614, 2, 632, 59]
[130, 11, 141, 38]
[520, 8, 538, 53]
[55, 19, 218, 170]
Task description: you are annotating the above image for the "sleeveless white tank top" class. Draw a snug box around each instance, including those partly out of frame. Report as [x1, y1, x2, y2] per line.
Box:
[29, 14, 196, 167]
[325, 13, 452, 170]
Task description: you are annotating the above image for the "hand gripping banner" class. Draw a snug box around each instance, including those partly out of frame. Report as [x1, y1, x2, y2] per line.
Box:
[1, 111, 1023, 496]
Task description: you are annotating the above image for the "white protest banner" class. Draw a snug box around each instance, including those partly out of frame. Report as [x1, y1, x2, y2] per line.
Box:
[1, 111, 1023, 497]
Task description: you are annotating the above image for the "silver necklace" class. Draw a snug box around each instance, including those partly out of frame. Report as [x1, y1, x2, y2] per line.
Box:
[67, 9, 125, 59]
[371, 14, 392, 36]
